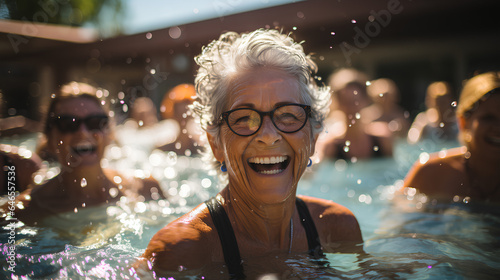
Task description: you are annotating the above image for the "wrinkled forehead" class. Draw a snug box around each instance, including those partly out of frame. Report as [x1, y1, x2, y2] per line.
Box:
[54, 96, 105, 116]
[226, 69, 304, 108]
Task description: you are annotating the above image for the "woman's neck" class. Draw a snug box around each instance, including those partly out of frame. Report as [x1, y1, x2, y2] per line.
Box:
[219, 186, 295, 250]
[59, 166, 112, 203]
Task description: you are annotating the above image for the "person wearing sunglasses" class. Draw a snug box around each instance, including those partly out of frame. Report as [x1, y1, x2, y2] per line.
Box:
[403, 72, 500, 203]
[1, 82, 163, 225]
[136, 29, 363, 279]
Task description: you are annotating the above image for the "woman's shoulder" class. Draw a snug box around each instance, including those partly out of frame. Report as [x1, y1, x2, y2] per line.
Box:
[404, 147, 466, 193]
[408, 147, 465, 175]
[297, 195, 362, 245]
[140, 202, 220, 271]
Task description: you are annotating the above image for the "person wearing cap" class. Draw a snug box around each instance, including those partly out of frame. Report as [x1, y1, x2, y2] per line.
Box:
[403, 72, 500, 203]
[315, 68, 393, 161]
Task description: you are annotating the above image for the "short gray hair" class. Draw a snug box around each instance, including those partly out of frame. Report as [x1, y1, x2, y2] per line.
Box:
[191, 29, 330, 167]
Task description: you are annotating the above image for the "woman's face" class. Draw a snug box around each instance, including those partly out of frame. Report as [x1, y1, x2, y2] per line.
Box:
[210, 69, 317, 204]
[48, 97, 110, 170]
[463, 94, 500, 160]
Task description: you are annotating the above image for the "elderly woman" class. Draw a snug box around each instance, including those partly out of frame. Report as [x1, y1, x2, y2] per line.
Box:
[1, 82, 163, 225]
[138, 29, 362, 278]
[403, 72, 500, 203]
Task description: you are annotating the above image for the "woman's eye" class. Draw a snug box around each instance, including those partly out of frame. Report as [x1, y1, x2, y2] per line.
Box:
[276, 113, 298, 122]
[234, 116, 250, 124]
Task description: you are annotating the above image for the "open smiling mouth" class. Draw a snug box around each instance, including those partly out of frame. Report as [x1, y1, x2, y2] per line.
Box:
[71, 142, 97, 156]
[248, 156, 290, 175]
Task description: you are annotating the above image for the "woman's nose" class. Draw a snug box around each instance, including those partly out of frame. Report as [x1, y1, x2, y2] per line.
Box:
[255, 116, 282, 145]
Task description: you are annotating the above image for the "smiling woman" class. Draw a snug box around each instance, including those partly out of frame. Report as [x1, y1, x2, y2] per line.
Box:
[136, 29, 363, 279]
[403, 72, 500, 203]
[0, 82, 164, 225]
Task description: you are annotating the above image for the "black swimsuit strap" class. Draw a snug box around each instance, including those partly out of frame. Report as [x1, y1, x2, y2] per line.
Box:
[205, 197, 245, 279]
[295, 196, 324, 258]
[205, 196, 324, 278]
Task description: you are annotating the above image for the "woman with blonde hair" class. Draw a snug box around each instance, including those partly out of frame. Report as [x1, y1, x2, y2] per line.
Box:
[403, 72, 500, 203]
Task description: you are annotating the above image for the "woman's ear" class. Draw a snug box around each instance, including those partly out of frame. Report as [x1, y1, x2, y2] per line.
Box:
[206, 132, 224, 163]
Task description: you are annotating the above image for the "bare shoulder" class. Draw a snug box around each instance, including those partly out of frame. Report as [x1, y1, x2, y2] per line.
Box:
[297, 195, 362, 247]
[138, 203, 219, 272]
[404, 147, 466, 194]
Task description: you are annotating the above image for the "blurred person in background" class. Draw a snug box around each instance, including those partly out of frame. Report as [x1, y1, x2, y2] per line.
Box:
[1, 82, 164, 225]
[316, 68, 393, 161]
[403, 72, 500, 203]
[158, 83, 204, 156]
[407, 81, 458, 145]
[361, 78, 410, 137]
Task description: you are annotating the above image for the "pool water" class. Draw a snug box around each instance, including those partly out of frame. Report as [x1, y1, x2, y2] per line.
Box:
[2, 135, 500, 279]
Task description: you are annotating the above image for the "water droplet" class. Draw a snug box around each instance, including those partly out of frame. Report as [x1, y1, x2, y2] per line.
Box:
[331, 32, 335, 35]
[150, 69, 156, 74]
[201, 178, 212, 188]
[355, 113, 361, 119]
[439, 122, 444, 128]
[357, 179, 362, 184]
[451, 101, 457, 107]
[51, 93, 56, 98]
[373, 146, 379, 152]
[109, 187, 119, 198]
[292, 26, 297, 30]
[113, 176, 122, 184]
[146, 32, 152, 39]
[351, 19, 357, 23]
[463, 196, 470, 203]
[74, 207, 78, 213]
[366, 81, 371, 86]
[169, 26, 182, 39]
[345, 140, 351, 146]
[343, 146, 350, 152]
[82, 203, 86, 207]
[80, 178, 87, 188]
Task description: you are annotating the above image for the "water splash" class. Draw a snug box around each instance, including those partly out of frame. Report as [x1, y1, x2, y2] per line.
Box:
[81, 178, 87, 188]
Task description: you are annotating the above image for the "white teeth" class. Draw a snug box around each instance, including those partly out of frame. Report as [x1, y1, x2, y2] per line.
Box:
[75, 142, 94, 149]
[260, 169, 283, 175]
[249, 156, 287, 164]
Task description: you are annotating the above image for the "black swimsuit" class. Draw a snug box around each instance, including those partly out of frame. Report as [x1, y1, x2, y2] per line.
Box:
[205, 196, 323, 279]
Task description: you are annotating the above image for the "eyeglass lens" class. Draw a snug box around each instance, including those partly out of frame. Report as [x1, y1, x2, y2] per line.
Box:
[225, 104, 308, 136]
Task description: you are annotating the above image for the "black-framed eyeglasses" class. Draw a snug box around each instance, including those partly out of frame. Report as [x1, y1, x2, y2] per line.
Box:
[50, 114, 109, 133]
[219, 103, 311, 136]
